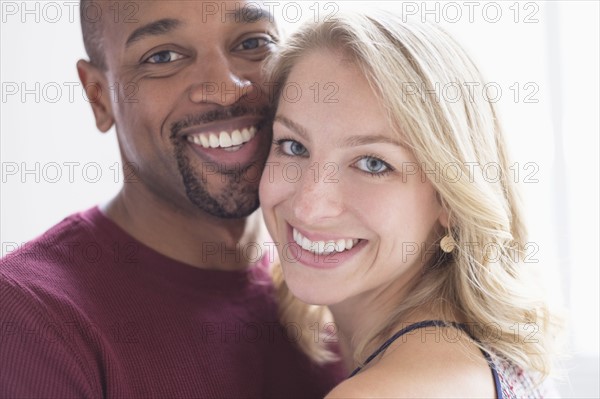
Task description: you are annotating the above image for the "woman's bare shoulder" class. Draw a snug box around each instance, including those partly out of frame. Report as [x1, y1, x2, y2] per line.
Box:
[326, 324, 497, 398]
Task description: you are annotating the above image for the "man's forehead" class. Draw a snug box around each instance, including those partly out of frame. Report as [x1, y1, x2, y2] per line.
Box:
[97, 0, 276, 42]
[105, 0, 274, 25]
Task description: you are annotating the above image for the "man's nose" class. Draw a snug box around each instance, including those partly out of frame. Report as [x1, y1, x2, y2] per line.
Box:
[187, 52, 257, 106]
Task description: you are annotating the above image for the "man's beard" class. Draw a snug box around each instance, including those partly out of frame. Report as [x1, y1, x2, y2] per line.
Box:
[174, 145, 261, 219]
[170, 104, 269, 219]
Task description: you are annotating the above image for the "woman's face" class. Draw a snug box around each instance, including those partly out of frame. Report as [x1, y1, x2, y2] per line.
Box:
[259, 50, 447, 307]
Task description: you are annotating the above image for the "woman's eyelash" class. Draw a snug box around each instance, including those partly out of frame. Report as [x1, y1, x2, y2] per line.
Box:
[355, 154, 395, 177]
[272, 138, 290, 146]
[271, 140, 394, 177]
[272, 144, 287, 157]
[272, 137, 303, 157]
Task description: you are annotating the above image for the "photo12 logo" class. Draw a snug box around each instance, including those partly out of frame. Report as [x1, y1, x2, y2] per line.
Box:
[1, 1, 140, 24]
[399, 1, 540, 24]
[1, 161, 140, 184]
[2, 81, 140, 104]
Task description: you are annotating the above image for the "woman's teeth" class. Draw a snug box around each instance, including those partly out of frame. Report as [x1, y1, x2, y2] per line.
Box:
[186, 126, 256, 150]
[293, 227, 360, 255]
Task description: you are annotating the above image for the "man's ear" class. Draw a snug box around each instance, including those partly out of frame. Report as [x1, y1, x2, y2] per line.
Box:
[77, 60, 114, 132]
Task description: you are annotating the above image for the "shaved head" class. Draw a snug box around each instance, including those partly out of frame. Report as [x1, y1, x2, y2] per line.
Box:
[80, 0, 106, 69]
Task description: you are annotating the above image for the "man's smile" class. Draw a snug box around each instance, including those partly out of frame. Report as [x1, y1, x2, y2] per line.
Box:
[178, 117, 267, 169]
[186, 126, 257, 150]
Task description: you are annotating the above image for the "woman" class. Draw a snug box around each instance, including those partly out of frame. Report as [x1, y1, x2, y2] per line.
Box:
[259, 9, 560, 398]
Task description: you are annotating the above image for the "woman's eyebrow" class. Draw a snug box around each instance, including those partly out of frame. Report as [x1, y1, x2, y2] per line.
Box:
[274, 114, 407, 148]
[274, 115, 309, 141]
[341, 135, 406, 148]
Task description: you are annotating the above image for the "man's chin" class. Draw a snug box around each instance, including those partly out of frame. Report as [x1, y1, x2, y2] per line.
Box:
[176, 141, 263, 219]
[184, 182, 260, 219]
[192, 200, 260, 220]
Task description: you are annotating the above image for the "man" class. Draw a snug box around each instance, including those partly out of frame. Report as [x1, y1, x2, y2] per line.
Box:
[0, 1, 344, 397]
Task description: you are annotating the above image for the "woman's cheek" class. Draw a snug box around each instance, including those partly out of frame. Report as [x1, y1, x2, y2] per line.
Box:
[260, 161, 286, 211]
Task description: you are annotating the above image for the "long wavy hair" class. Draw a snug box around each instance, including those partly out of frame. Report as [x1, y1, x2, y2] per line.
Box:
[265, 8, 561, 379]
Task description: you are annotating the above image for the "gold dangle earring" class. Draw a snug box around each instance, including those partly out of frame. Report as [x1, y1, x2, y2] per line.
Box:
[440, 234, 456, 253]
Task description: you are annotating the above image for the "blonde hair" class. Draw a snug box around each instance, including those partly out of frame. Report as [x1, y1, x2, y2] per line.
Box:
[266, 9, 561, 378]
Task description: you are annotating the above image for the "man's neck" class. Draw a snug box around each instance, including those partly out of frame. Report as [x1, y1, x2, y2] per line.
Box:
[100, 187, 268, 271]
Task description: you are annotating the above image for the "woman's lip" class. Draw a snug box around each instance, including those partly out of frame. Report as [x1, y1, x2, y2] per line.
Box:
[289, 223, 362, 242]
[284, 224, 367, 270]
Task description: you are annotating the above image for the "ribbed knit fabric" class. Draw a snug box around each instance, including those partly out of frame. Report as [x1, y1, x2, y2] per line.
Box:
[0, 207, 345, 398]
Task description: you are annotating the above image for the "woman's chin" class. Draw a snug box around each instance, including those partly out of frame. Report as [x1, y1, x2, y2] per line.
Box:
[283, 273, 341, 307]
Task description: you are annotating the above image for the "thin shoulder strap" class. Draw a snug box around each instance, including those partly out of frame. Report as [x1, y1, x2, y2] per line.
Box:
[348, 320, 503, 399]
[349, 320, 460, 377]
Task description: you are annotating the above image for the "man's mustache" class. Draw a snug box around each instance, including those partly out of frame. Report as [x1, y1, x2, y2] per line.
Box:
[170, 104, 272, 138]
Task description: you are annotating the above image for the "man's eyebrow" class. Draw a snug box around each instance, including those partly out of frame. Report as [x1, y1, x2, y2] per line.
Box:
[225, 7, 276, 26]
[125, 18, 182, 48]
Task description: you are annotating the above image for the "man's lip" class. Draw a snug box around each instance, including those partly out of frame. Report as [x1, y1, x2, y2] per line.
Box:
[176, 116, 264, 139]
[185, 125, 266, 168]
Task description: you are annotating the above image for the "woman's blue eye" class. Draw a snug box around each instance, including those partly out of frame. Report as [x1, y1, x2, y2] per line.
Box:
[280, 140, 308, 156]
[356, 156, 389, 174]
[145, 51, 184, 64]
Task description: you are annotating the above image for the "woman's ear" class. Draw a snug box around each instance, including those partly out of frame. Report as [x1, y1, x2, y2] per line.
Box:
[77, 60, 114, 133]
[435, 192, 450, 229]
[438, 207, 450, 229]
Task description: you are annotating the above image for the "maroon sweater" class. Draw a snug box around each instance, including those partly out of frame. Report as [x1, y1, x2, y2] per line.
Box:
[0, 207, 344, 398]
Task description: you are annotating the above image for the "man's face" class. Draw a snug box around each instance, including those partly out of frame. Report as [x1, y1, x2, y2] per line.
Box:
[99, 1, 277, 218]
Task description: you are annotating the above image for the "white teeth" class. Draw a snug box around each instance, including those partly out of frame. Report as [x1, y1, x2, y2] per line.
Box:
[323, 242, 336, 255]
[199, 134, 209, 147]
[219, 131, 232, 147]
[317, 241, 325, 253]
[209, 134, 220, 148]
[231, 130, 243, 145]
[346, 239, 354, 250]
[292, 227, 360, 255]
[301, 237, 311, 251]
[241, 128, 251, 141]
[187, 126, 257, 149]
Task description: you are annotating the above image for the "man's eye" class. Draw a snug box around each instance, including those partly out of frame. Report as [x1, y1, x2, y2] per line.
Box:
[355, 156, 390, 174]
[234, 37, 273, 51]
[144, 51, 185, 64]
[277, 139, 308, 157]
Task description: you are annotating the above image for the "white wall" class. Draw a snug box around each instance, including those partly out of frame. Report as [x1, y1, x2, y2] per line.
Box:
[1, 0, 121, 248]
[1, 1, 598, 397]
